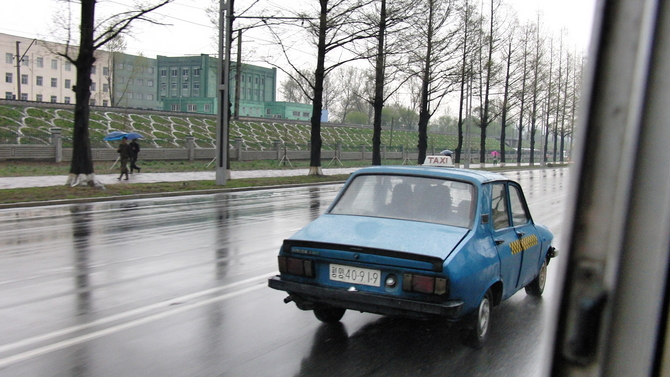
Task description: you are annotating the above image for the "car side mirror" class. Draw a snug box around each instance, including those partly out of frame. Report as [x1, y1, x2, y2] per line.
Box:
[481, 214, 489, 224]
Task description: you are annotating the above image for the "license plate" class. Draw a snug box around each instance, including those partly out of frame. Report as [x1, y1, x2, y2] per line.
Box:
[330, 264, 381, 287]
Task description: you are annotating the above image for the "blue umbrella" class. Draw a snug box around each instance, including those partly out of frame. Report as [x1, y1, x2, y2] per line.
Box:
[125, 132, 143, 140]
[103, 131, 127, 141]
[440, 149, 453, 156]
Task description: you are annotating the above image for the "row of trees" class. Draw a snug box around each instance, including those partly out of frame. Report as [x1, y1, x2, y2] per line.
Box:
[252, 0, 584, 172]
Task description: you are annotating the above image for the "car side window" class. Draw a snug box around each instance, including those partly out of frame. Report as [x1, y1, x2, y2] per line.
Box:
[491, 183, 510, 230]
[509, 184, 530, 226]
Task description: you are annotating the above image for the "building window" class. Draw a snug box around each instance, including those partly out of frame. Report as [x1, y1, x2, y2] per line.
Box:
[51, 78, 57, 87]
[64, 96, 70, 104]
[182, 82, 188, 89]
[171, 68, 178, 77]
[21, 93, 28, 100]
[103, 66, 109, 76]
[147, 79, 154, 87]
[292, 111, 300, 116]
[148, 67, 154, 74]
[126, 63, 133, 70]
[21, 57, 28, 66]
[103, 100, 108, 106]
[36, 76, 43, 86]
[160, 82, 166, 92]
[5, 73, 12, 83]
[182, 68, 188, 76]
[91, 65, 96, 74]
[118, 62, 124, 70]
[248, 76, 252, 83]
[187, 104, 197, 112]
[266, 108, 271, 115]
[21, 74, 28, 84]
[5, 92, 13, 99]
[128, 92, 133, 99]
[128, 78, 133, 85]
[261, 78, 265, 85]
[91, 82, 96, 91]
[147, 94, 153, 100]
[119, 77, 125, 84]
[64, 79, 71, 89]
[204, 103, 211, 112]
[136, 79, 142, 86]
[103, 83, 109, 92]
[36, 94, 43, 101]
[171, 82, 177, 90]
[137, 93, 143, 100]
[37, 57, 43, 68]
[193, 82, 200, 90]
[160, 69, 166, 77]
[5, 53, 12, 64]
[171, 104, 180, 111]
[90, 99, 96, 106]
[193, 68, 200, 76]
[65, 61, 71, 71]
[302, 112, 310, 117]
[51, 59, 58, 69]
[50, 95, 57, 103]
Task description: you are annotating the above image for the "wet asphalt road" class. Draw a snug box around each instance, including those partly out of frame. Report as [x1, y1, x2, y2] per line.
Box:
[0, 168, 568, 377]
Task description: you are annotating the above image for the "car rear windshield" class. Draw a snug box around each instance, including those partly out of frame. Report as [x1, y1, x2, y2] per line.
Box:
[330, 174, 475, 228]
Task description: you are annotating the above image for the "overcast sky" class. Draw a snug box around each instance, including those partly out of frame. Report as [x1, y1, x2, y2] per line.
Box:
[1, 0, 596, 59]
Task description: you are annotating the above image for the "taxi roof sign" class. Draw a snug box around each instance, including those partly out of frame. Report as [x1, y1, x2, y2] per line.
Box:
[423, 155, 455, 167]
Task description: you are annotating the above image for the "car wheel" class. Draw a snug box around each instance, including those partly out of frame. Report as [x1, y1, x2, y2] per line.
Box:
[463, 290, 492, 349]
[313, 306, 346, 323]
[525, 258, 547, 296]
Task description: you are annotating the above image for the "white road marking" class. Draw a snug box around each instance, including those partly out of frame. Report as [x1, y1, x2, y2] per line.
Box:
[0, 273, 276, 368]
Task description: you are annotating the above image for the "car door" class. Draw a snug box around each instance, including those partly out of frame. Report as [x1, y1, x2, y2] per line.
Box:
[490, 182, 523, 299]
[508, 183, 542, 289]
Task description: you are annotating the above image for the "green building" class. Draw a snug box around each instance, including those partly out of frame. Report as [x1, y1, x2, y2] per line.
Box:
[111, 52, 160, 110]
[154, 54, 313, 120]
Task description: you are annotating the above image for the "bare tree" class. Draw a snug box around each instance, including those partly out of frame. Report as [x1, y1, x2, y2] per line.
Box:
[476, 0, 503, 165]
[359, 0, 415, 165]
[264, 0, 376, 175]
[56, 0, 173, 187]
[408, 0, 459, 164]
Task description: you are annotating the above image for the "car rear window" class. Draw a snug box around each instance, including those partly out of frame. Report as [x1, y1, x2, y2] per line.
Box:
[330, 174, 475, 228]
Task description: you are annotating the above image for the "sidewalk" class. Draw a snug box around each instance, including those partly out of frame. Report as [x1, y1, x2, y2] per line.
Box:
[0, 167, 361, 190]
[0, 162, 543, 190]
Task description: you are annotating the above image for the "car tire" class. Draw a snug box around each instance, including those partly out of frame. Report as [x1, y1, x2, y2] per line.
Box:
[313, 306, 346, 323]
[462, 290, 492, 349]
[525, 258, 547, 296]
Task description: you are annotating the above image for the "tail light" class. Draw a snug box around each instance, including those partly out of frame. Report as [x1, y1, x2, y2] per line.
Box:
[278, 256, 315, 278]
[403, 273, 448, 295]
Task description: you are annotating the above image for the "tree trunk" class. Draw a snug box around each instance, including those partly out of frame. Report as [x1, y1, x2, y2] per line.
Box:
[67, 0, 97, 187]
[308, 0, 328, 176]
[371, 0, 386, 166]
[417, 0, 434, 165]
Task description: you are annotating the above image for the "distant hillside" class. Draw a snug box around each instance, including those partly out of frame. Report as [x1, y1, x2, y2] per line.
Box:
[0, 102, 508, 153]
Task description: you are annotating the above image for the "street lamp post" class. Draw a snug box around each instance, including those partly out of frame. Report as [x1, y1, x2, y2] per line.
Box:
[216, 0, 233, 185]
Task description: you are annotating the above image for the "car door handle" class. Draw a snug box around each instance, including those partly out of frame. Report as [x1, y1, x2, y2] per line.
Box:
[494, 239, 505, 245]
[516, 231, 526, 237]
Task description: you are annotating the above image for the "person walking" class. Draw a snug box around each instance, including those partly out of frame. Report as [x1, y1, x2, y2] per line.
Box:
[117, 137, 131, 180]
[130, 139, 141, 173]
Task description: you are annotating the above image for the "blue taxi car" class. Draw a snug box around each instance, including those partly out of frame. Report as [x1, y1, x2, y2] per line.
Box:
[268, 165, 557, 347]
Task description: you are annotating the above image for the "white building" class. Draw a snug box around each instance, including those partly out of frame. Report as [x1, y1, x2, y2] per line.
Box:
[0, 32, 111, 106]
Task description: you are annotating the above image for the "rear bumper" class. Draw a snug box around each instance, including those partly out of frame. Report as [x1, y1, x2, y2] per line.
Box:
[268, 276, 463, 320]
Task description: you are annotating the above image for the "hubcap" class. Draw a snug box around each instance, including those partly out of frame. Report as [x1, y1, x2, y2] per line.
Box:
[478, 297, 491, 339]
[539, 262, 547, 291]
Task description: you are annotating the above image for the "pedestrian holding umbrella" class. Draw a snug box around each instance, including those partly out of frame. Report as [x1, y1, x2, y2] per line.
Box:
[117, 136, 131, 180]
